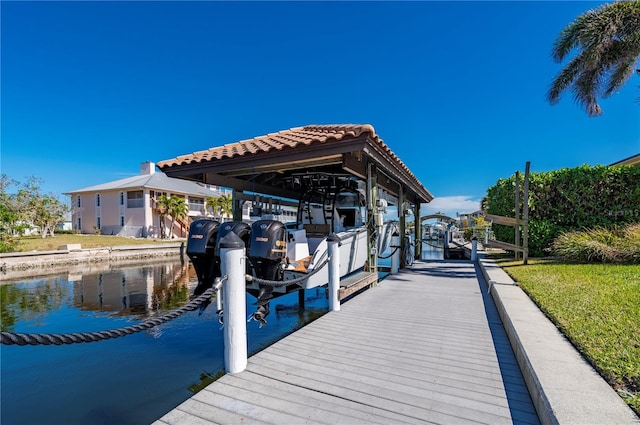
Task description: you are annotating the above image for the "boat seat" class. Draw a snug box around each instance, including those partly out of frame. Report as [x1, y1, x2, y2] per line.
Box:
[287, 255, 312, 272]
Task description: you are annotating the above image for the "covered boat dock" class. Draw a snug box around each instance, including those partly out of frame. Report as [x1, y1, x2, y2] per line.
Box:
[157, 124, 434, 272]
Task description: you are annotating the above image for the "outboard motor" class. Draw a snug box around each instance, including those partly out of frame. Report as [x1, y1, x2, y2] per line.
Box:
[215, 221, 251, 259]
[208, 221, 251, 320]
[186, 219, 220, 297]
[248, 220, 287, 323]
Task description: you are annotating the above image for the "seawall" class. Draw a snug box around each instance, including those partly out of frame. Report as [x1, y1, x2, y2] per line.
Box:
[0, 243, 185, 281]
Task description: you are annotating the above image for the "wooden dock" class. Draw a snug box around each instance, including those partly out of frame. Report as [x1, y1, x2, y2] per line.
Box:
[154, 260, 539, 425]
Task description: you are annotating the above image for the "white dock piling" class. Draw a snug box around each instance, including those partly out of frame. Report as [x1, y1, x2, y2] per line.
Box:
[471, 237, 478, 262]
[219, 232, 247, 374]
[328, 234, 340, 312]
[391, 232, 400, 274]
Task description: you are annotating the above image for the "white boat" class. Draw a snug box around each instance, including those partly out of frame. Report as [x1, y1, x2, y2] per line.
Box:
[246, 176, 371, 294]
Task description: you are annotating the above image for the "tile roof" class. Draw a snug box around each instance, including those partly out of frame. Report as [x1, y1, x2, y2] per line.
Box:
[158, 123, 421, 185]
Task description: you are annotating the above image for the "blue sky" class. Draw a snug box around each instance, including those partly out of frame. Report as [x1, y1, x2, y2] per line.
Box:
[2, 1, 638, 218]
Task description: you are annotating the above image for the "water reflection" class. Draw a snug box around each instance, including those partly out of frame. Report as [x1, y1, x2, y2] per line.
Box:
[1, 262, 196, 332]
[421, 240, 445, 260]
[1, 277, 68, 331]
[72, 262, 194, 317]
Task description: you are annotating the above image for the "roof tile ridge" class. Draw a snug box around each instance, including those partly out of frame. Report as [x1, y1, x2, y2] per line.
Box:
[277, 131, 316, 145]
[301, 123, 377, 139]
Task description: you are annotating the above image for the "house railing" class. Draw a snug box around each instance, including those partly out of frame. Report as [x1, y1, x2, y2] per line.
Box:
[188, 204, 205, 215]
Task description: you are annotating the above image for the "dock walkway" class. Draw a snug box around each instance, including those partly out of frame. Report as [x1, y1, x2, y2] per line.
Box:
[154, 259, 539, 425]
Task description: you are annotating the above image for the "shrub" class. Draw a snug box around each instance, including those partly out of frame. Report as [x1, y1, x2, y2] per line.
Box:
[485, 164, 640, 256]
[529, 219, 562, 256]
[0, 238, 18, 253]
[552, 223, 640, 263]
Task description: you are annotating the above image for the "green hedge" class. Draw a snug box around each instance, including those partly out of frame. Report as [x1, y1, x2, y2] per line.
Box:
[484, 165, 640, 256]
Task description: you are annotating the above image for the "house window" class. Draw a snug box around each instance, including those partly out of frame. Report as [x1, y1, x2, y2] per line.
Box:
[119, 192, 124, 206]
[96, 217, 101, 229]
[127, 190, 144, 208]
[120, 216, 125, 226]
[77, 217, 81, 231]
[96, 194, 101, 207]
[188, 197, 205, 214]
[77, 195, 81, 208]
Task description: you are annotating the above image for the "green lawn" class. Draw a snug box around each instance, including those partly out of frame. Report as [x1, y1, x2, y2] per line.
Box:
[13, 234, 181, 252]
[498, 259, 640, 414]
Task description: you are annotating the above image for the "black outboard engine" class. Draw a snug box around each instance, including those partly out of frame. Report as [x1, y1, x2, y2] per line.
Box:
[215, 221, 251, 261]
[248, 220, 287, 323]
[211, 221, 251, 319]
[186, 219, 220, 297]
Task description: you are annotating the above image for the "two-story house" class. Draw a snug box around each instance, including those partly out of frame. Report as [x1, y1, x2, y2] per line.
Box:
[65, 161, 227, 238]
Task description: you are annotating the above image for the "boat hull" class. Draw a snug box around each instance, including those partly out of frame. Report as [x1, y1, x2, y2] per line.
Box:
[282, 227, 368, 289]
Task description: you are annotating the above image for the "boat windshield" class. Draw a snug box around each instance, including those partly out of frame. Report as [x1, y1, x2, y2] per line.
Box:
[336, 191, 360, 208]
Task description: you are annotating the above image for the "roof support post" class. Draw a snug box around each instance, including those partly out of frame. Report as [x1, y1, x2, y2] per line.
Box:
[515, 171, 521, 261]
[413, 202, 421, 260]
[366, 162, 378, 273]
[232, 191, 243, 222]
[399, 185, 406, 268]
[523, 161, 530, 265]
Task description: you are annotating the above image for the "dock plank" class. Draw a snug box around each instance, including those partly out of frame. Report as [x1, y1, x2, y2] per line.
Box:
[153, 260, 540, 425]
[249, 350, 516, 422]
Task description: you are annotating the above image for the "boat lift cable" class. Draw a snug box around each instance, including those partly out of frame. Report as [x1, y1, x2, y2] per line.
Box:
[1, 286, 219, 346]
[247, 257, 330, 287]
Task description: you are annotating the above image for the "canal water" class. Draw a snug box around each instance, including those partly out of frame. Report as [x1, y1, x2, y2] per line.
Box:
[1, 243, 442, 425]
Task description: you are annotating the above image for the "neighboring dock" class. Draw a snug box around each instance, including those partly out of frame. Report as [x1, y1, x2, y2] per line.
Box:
[154, 260, 540, 425]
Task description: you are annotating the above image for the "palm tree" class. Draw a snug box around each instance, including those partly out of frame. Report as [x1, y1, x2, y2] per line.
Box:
[205, 196, 219, 217]
[547, 1, 640, 116]
[156, 195, 171, 238]
[167, 196, 189, 238]
[217, 194, 233, 220]
[205, 194, 233, 221]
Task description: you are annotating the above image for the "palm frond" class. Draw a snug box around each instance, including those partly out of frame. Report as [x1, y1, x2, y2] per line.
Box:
[604, 48, 639, 96]
[573, 67, 603, 116]
[548, 56, 583, 104]
[551, 17, 585, 62]
[548, 0, 640, 116]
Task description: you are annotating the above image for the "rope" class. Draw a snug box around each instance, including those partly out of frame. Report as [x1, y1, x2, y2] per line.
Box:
[420, 238, 445, 249]
[247, 257, 330, 287]
[1, 287, 217, 346]
[378, 246, 400, 259]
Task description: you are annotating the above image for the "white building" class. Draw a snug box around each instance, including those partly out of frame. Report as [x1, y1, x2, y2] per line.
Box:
[65, 161, 227, 238]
